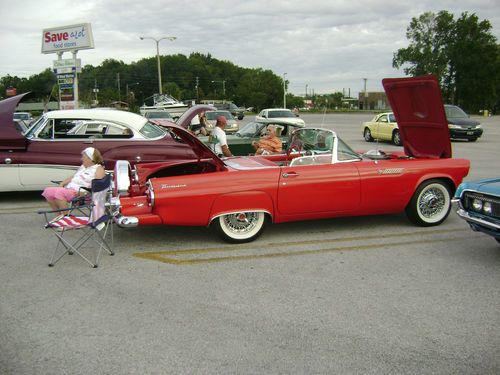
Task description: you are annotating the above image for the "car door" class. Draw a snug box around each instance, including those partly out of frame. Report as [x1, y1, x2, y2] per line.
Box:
[277, 161, 361, 215]
[376, 114, 392, 141]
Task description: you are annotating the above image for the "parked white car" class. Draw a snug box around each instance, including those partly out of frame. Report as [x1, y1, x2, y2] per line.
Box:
[255, 108, 305, 127]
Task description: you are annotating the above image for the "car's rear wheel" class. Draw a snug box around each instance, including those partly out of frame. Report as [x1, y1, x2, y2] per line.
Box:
[392, 130, 402, 146]
[495, 238, 500, 245]
[364, 128, 374, 142]
[213, 211, 267, 243]
[406, 180, 452, 226]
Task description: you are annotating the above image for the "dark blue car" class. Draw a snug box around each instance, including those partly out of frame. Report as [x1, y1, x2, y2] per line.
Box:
[453, 178, 500, 244]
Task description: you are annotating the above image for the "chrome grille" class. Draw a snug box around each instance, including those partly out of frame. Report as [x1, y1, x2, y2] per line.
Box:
[463, 192, 500, 219]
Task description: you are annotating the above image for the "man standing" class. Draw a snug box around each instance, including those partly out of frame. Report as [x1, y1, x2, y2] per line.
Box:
[209, 116, 232, 157]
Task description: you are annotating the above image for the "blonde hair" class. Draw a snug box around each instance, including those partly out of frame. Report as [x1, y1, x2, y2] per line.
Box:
[92, 149, 104, 165]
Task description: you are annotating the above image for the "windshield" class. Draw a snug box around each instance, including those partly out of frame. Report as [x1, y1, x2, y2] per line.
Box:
[139, 121, 167, 138]
[337, 137, 361, 161]
[24, 116, 47, 138]
[236, 122, 265, 137]
[205, 111, 234, 121]
[445, 105, 468, 119]
[268, 110, 294, 118]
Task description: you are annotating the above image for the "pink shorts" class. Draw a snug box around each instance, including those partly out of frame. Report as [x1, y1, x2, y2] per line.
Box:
[42, 187, 78, 202]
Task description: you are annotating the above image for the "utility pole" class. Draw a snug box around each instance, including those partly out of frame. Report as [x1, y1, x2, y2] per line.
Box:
[283, 73, 287, 108]
[117, 73, 121, 103]
[363, 78, 368, 110]
[195, 76, 199, 102]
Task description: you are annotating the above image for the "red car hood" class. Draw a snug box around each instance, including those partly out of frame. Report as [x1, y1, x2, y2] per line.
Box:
[383, 75, 451, 158]
[0, 93, 29, 149]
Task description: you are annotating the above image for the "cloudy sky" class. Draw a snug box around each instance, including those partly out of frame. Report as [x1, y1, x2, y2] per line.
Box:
[1, 0, 498, 97]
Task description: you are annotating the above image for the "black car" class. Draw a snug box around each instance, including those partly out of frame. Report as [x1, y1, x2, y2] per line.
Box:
[445, 104, 483, 141]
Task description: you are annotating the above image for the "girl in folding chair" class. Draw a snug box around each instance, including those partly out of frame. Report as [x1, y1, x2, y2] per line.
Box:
[41, 147, 105, 220]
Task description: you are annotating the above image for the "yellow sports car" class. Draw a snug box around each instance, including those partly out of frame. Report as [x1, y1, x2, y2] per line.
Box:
[362, 112, 402, 146]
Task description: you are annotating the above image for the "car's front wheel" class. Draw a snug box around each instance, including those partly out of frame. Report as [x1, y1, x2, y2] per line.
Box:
[364, 128, 374, 142]
[406, 180, 452, 226]
[212, 211, 267, 243]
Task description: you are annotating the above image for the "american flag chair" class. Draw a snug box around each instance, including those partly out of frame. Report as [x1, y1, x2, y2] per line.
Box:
[39, 174, 115, 268]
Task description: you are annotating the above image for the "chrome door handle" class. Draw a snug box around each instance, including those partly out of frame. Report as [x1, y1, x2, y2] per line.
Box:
[282, 172, 299, 178]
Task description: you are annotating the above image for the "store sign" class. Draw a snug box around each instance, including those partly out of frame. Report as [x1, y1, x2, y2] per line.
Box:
[53, 58, 81, 73]
[42, 23, 94, 54]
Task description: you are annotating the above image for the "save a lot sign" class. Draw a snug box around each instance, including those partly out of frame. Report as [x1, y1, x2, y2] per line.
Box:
[41, 23, 94, 54]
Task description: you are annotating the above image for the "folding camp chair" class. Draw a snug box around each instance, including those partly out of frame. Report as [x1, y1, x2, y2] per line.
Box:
[39, 174, 115, 268]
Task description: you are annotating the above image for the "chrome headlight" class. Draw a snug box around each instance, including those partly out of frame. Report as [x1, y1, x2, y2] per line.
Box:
[448, 124, 460, 129]
[472, 199, 483, 211]
[483, 201, 492, 214]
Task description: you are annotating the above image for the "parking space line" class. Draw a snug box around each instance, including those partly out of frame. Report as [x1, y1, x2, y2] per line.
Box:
[132, 228, 470, 265]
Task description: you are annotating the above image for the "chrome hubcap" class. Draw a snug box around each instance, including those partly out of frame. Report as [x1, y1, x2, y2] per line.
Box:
[223, 212, 259, 234]
[419, 188, 445, 218]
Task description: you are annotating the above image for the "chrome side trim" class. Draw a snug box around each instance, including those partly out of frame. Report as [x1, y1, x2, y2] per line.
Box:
[456, 208, 500, 230]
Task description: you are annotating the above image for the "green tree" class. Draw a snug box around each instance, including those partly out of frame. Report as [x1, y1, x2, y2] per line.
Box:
[393, 11, 499, 112]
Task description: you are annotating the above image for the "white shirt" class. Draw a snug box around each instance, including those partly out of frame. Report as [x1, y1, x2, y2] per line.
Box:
[66, 164, 99, 191]
[210, 126, 227, 156]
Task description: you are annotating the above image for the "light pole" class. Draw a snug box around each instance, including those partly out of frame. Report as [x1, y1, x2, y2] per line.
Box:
[140, 36, 176, 95]
[283, 73, 287, 108]
[211, 80, 226, 98]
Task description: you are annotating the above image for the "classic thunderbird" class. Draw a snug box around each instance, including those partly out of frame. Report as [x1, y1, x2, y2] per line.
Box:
[453, 178, 500, 244]
[0, 94, 211, 192]
[111, 76, 470, 243]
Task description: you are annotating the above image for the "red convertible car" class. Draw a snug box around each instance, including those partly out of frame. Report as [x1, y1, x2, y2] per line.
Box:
[112, 76, 470, 243]
[0, 93, 211, 191]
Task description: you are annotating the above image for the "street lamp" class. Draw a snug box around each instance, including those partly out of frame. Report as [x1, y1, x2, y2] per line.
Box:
[283, 73, 288, 108]
[140, 36, 176, 95]
[211, 80, 226, 98]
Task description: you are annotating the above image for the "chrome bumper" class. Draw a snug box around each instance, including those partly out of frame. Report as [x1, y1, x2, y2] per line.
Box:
[456, 208, 500, 231]
[114, 214, 139, 228]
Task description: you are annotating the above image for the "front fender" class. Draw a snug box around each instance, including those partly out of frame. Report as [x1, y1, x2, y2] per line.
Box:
[209, 191, 274, 223]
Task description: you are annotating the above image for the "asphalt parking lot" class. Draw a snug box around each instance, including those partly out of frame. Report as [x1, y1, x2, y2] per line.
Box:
[1, 113, 499, 374]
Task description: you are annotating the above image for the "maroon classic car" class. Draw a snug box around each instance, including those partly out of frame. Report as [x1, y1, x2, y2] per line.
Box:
[111, 75, 470, 243]
[0, 93, 212, 191]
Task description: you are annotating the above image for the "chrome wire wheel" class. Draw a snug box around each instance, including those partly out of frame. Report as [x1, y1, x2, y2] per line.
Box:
[214, 211, 266, 243]
[406, 180, 451, 226]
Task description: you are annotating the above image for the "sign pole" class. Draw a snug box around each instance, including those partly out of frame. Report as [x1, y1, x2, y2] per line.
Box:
[72, 50, 79, 109]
